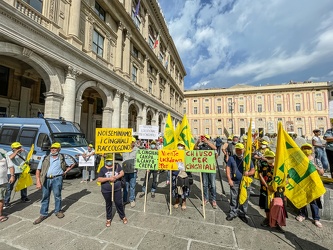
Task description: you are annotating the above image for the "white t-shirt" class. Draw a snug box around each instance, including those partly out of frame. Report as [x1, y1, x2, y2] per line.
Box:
[0, 153, 13, 185]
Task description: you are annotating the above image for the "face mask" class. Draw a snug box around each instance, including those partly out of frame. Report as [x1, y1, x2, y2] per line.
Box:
[302, 149, 312, 156]
[261, 145, 267, 149]
[232, 141, 237, 145]
[236, 153, 243, 159]
[267, 159, 274, 164]
[227, 140, 232, 143]
[105, 161, 113, 166]
[177, 146, 185, 150]
[151, 144, 156, 149]
[50, 152, 59, 156]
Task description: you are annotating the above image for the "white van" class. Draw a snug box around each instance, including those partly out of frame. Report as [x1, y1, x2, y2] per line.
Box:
[0, 117, 88, 177]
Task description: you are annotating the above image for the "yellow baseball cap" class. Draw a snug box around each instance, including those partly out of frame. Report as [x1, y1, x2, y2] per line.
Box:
[11, 142, 22, 148]
[132, 137, 136, 142]
[264, 150, 275, 158]
[301, 143, 312, 149]
[51, 142, 61, 148]
[151, 140, 156, 144]
[235, 143, 244, 149]
[261, 141, 269, 145]
[105, 154, 113, 160]
[88, 144, 93, 147]
[204, 134, 210, 139]
[178, 141, 186, 147]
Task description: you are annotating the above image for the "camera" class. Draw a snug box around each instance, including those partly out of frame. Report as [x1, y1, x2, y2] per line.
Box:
[200, 135, 205, 141]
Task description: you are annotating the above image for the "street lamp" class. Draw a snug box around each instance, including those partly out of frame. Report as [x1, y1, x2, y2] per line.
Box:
[228, 101, 235, 135]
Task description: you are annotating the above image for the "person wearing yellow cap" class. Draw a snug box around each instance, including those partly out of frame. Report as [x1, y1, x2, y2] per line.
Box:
[4, 142, 30, 209]
[253, 140, 271, 180]
[97, 153, 127, 227]
[295, 143, 324, 228]
[312, 129, 329, 172]
[224, 136, 239, 164]
[122, 137, 138, 208]
[0, 149, 14, 221]
[258, 150, 276, 227]
[80, 144, 96, 183]
[214, 136, 223, 156]
[226, 143, 255, 223]
[33, 142, 75, 225]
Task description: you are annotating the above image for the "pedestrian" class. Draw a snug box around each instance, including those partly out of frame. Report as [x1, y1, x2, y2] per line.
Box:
[140, 141, 158, 198]
[312, 129, 329, 172]
[0, 151, 15, 222]
[222, 136, 232, 164]
[97, 154, 127, 227]
[226, 143, 255, 223]
[122, 137, 138, 208]
[80, 144, 95, 183]
[295, 143, 324, 228]
[194, 134, 218, 209]
[258, 150, 276, 227]
[323, 126, 333, 178]
[33, 142, 75, 224]
[224, 136, 239, 163]
[173, 141, 191, 210]
[214, 136, 223, 156]
[4, 142, 31, 209]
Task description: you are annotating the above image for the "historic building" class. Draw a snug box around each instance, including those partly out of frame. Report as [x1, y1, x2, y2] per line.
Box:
[0, 0, 185, 142]
[184, 82, 333, 139]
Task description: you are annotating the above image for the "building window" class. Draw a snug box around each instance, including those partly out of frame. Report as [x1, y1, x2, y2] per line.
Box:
[217, 98, 221, 101]
[148, 36, 154, 48]
[93, 30, 104, 57]
[217, 119, 222, 122]
[0, 65, 9, 97]
[296, 103, 301, 111]
[183, 107, 186, 114]
[258, 118, 262, 121]
[148, 80, 152, 93]
[205, 119, 209, 124]
[316, 93, 321, 97]
[131, 65, 138, 82]
[131, 10, 141, 29]
[257, 96, 262, 99]
[193, 99, 198, 103]
[193, 107, 198, 114]
[205, 106, 209, 114]
[297, 128, 303, 136]
[205, 128, 209, 134]
[239, 105, 244, 113]
[240, 119, 244, 121]
[277, 104, 282, 112]
[319, 128, 324, 134]
[295, 94, 300, 98]
[24, 0, 43, 13]
[218, 128, 222, 135]
[159, 89, 163, 100]
[193, 128, 198, 135]
[331, 91, 333, 97]
[94, 1, 106, 21]
[317, 102, 322, 111]
[277, 118, 282, 121]
[132, 47, 139, 58]
[318, 117, 324, 120]
[296, 118, 302, 121]
[258, 104, 262, 113]
[205, 99, 209, 102]
[194, 119, 198, 123]
[217, 106, 221, 114]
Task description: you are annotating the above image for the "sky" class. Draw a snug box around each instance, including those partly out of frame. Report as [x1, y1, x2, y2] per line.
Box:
[157, 0, 333, 90]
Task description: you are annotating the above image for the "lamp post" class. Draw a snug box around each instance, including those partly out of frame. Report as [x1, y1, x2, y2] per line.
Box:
[229, 101, 235, 135]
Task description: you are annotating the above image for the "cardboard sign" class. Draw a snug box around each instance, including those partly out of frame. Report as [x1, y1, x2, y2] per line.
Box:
[158, 150, 185, 171]
[135, 150, 158, 170]
[184, 150, 216, 173]
[78, 155, 95, 167]
[95, 128, 132, 154]
[139, 125, 159, 140]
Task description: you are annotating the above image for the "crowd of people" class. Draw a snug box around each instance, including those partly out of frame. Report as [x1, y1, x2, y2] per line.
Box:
[0, 127, 330, 230]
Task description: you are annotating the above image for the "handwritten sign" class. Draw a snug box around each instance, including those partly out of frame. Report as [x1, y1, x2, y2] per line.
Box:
[139, 125, 159, 140]
[135, 150, 158, 170]
[185, 150, 216, 173]
[158, 150, 185, 171]
[95, 128, 132, 154]
[78, 155, 95, 167]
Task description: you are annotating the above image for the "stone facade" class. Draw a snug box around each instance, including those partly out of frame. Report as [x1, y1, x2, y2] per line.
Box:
[0, 0, 185, 142]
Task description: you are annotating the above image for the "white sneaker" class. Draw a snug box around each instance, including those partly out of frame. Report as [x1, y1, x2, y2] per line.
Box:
[130, 201, 136, 208]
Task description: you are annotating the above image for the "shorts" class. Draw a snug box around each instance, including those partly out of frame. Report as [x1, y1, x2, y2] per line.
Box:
[0, 183, 7, 200]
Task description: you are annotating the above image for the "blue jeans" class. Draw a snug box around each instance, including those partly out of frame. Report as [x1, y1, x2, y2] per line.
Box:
[142, 170, 157, 193]
[123, 172, 137, 202]
[5, 173, 27, 204]
[299, 199, 320, 220]
[315, 148, 329, 170]
[202, 173, 216, 201]
[229, 183, 250, 218]
[40, 176, 63, 216]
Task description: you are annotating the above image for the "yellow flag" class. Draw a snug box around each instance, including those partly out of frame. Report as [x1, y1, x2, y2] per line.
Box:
[163, 113, 176, 150]
[239, 119, 253, 205]
[15, 144, 34, 192]
[96, 156, 105, 186]
[178, 114, 195, 150]
[273, 122, 326, 209]
[175, 121, 181, 146]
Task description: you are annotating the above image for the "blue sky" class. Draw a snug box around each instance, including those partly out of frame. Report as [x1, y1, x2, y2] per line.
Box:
[158, 0, 333, 90]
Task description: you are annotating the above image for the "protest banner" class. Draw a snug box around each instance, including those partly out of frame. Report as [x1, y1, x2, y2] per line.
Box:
[78, 155, 95, 167]
[139, 125, 159, 140]
[184, 150, 216, 173]
[95, 128, 132, 154]
[158, 149, 185, 171]
[135, 150, 158, 170]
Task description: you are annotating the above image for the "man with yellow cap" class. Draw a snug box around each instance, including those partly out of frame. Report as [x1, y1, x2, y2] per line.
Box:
[0, 150, 14, 222]
[4, 142, 30, 209]
[33, 142, 75, 224]
[226, 143, 255, 223]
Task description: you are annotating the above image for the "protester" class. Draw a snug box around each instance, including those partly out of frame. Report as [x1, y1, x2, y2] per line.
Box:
[258, 150, 276, 227]
[33, 142, 75, 224]
[323, 127, 333, 177]
[214, 136, 223, 156]
[122, 137, 138, 208]
[80, 144, 95, 183]
[98, 154, 127, 227]
[140, 141, 158, 198]
[226, 143, 255, 223]
[0, 151, 14, 222]
[222, 136, 232, 164]
[173, 141, 191, 210]
[194, 134, 218, 208]
[4, 142, 31, 209]
[295, 143, 324, 228]
[312, 129, 329, 172]
[224, 136, 239, 163]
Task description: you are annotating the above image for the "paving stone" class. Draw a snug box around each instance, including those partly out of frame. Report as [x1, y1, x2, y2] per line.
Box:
[62, 237, 107, 250]
[62, 216, 106, 237]
[189, 240, 234, 250]
[137, 231, 188, 250]
[0, 242, 20, 250]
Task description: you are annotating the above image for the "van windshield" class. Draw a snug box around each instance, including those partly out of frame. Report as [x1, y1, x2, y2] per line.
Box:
[48, 120, 81, 133]
[53, 133, 87, 147]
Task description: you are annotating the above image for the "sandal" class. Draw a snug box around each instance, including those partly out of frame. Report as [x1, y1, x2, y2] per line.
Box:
[122, 217, 128, 224]
[0, 216, 8, 223]
[106, 220, 111, 227]
[295, 215, 305, 222]
[181, 203, 186, 210]
[173, 203, 179, 209]
[314, 220, 322, 228]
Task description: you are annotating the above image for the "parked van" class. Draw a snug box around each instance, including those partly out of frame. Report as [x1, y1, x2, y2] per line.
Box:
[0, 117, 88, 177]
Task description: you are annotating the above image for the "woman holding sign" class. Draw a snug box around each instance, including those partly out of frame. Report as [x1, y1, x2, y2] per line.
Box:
[97, 154, 128, 227]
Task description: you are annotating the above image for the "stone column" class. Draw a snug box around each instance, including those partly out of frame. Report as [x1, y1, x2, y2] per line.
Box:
[102, 107, 113, 128]
[136, 116, 143, 132]
[120, 94, 129, 128]
[114, 23, 124, 72]
[87, 98, 94, 142]
[141, 104, 147, 125]
[74, 99, 84, 124]
[67, 0, 82, 48]
[112, 90, 121, 128]
[123, 31, 131, 79]
[61, 66, 81, 122]
[152, 110, 158, 126]
[143, 12, 149, 41]
[44, 92, 63, 119]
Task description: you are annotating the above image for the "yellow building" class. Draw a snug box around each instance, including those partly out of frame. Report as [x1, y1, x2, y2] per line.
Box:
[0, 0, 185, 142]
[184, 82, 333, 139]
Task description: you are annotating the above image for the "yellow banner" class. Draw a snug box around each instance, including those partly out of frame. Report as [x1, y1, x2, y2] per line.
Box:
[95, 128, 132, 154]
[158, 150, 184, 170]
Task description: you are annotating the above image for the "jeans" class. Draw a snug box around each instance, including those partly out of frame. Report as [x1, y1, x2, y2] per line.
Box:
[229, 183, 250, 218]
[5, 173, 27, 204]
[202, 173, 216, 201]
[142, 170, 157, 193]
[123, 172, 137, 202]
[315, 148, 329, 170]
[40, 176, 63, 216]
[102, 190, 125, 220]
[299, 199, 320, 221]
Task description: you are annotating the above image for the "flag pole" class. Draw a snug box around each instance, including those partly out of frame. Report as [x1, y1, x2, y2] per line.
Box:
[111, 153, 115, 202]
[169, 170, 172, 215]
[200, 172, 206, 219]
[143, 170, 149, 212]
